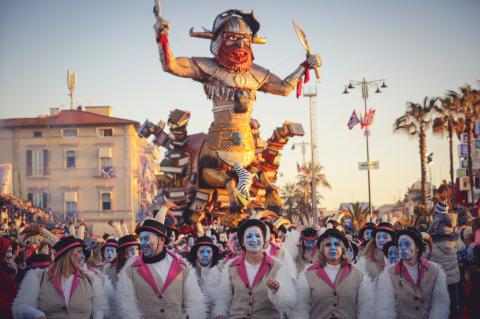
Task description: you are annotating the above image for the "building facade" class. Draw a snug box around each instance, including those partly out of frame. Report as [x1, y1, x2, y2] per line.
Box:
[0, 106, 159, 235]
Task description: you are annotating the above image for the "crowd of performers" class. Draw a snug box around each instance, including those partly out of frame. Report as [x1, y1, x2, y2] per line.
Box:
[1, 200, 480, 318]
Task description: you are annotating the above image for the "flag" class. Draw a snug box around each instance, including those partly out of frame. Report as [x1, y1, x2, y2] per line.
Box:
[296, 162, 303, 173]
[361, 108, 376, 129]
[347, 110, 360, 130]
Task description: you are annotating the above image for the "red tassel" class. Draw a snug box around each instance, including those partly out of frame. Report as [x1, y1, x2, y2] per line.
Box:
[156, 32, 169, 64]
[296, 62, 311, 98]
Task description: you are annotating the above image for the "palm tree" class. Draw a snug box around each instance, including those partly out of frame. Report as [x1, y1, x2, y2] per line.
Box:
[432, 96, 462, 201]
[296, 162, 332, 207]
[280, 182, 306, 225]
[448, 85, 480, 204]
[394, 96, 437, 205]
[347, 201, 369, 230]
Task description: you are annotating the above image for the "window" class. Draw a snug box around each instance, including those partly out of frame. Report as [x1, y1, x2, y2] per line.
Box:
[66, 150, 76, 168]
[33, 131, 42, 137]
[63, 128, 78, 137]
[101, 157, 112, 170]
[27, 192, 48, 209]
[98, 128, 113, 137]
[101, 193, 111, 210]
[64, 191, 78, 221]
[27, 149, 49, 176]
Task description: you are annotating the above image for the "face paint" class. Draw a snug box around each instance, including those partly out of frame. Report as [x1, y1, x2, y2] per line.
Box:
[5, 246, 13, 262]
[304, 239, 316, 252]
[243, 226, 264, 253]
[398, 235, 417, 262]
[70, 247, 83, 269]
[346, 247, 354, 260]
[387, 246, 400, 264]
[140, 231, 163, 258]
[79, 250, 86, 267]
[197, 246, 213, 267]
[104, 246, 117, 263]
[211, 235, 218, 245]
[375, 232, 392, 250]
[188, 237, 195, 248]
[364, 229, 373, 241]
[125, 246, 139, 259]
[323, 237, 342, 263]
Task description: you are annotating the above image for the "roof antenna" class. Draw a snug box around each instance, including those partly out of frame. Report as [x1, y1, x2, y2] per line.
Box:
[67, 70, 77, 110]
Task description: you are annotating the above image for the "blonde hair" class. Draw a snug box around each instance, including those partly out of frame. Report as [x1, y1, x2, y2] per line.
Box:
[317, 236, 348, 267]
[51, 247, 83, 279]
[361, 237, 377, 258]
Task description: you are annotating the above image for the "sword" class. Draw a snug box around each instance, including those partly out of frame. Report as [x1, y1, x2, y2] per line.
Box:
[292, 20, 320, 79]
[153, 0, 162, 18]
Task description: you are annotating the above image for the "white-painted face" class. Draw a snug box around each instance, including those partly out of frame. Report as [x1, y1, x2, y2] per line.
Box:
[375, 231, 392, 250]
[188, 237, 195, 248]
[4, 246, 13, 262]
[323, 237, 342, 263]
[363, 229, 373, 241]
[196, 246, 213, 267]
[125, 246, 139, 259]
[140, 231, 164, 258]
[79, 250, 86, 267]
[398, 235, 417, 262]
[243, 226, 264, 253]
[104, 246, 117, 263]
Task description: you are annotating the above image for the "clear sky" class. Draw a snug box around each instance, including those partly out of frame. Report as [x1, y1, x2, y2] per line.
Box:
[1, 0, 479, 210]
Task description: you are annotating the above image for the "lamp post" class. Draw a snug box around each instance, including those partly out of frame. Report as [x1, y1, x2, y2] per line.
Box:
[343, 78, 387, 218]
[304, 84, 319, 224]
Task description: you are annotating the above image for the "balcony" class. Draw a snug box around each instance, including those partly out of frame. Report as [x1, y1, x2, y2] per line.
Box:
[94, 166, 116, 178]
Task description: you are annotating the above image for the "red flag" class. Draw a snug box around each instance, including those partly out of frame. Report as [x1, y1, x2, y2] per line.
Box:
[361, 108, 376, 129]
[297, 162, 303, 173]
[347, 110, 360, 130]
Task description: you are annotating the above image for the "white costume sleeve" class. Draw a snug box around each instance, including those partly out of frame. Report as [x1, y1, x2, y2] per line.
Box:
[12, 269, 45, 319]
[357, 273, 375, 319]
[283, 229, 301, 261]
[291, 270, 310, 319]
[428, 265, 450, 319]
[183, 267, 207, 319]
[375, 267, 396, 319]
[115, 267, 143, 319]
[90, 272, 109, 319]
[355, 256, 368, 276]
[267, 259, 297, 314]
[211, 263, 233, 318]
[202, 266, 222, 307]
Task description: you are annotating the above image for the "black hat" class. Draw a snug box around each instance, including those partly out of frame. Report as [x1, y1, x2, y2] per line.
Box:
[348, 240, 359, 259]
[301, 228, 318, 240]
[77, 239, 91, 260]
[53, 235, 82, 261]
[118, 235, 140, 250]
[382, 241, 397, 259]
[317, 228, 350, 249]
[135, 219, 170, 242]
[190, 236, 219, 261]
[396, 227, 424, 256]
[104, 239, 119, 249]
[26, 253, 51, 269]
[237, 219, 267, 248]
[372, 222, 396, 238]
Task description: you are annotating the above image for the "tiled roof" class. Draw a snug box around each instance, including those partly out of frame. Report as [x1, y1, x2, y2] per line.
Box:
[0, 109, 139, 128]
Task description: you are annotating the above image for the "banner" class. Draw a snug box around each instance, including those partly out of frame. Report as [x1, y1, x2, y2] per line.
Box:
[0, 163, 12, 195]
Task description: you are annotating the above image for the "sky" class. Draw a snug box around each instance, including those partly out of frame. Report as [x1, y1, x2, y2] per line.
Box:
[1, 0, 479, 211]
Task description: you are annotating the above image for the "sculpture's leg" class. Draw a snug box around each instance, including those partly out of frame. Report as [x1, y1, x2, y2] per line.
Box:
[202, 168, 248, 212]
[258, 171, 284, 209]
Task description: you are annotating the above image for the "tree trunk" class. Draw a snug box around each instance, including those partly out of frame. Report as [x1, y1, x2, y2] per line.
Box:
[448, 121, 455, 203]
[420, 125, 428, 206]
[467, 117, 475, 205]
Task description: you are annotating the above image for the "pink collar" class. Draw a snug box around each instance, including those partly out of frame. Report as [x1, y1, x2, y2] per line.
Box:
[307, 261, 352, 289]
[47, 267, 83, 305]
[394, 258, 430, 286]
[231, 253, 274, 289]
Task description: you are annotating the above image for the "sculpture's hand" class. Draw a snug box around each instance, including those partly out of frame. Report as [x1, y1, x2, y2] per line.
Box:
[154, 17, 171, 38]
[304, 53, 322, 69]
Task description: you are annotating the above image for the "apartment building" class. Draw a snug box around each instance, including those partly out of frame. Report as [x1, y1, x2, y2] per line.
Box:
[0, 106, 159, 234]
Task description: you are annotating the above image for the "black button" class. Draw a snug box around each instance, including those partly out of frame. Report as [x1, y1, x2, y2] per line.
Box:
[333, 292, 337, 296]
[248, 292, 252, 295]
[249, 302, 252, 306]
[158, 295, 163, 299]
[62, 306, 67, 311]
[333, 303, 337, 307]
[414, 296, 418, 300]
[415, 307, 419, 310]
[160, 309, 164, 312]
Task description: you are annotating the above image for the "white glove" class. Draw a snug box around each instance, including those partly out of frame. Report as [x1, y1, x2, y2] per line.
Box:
[153, 17, 171, 37]
[305, 53, 322, 69]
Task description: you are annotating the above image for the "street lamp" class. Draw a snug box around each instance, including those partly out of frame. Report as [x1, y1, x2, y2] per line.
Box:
[343, 78, 388, 218]
[304, 84, 319, 225]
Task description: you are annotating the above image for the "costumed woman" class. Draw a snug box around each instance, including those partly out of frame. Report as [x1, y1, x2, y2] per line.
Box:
[356, 222, 395, 282]
[115, 219, 207, 319]
[382, 241, 400, 266]
[12, 235, 109, 319]
[284, 226, 320, 273]
[102, 239, 118, 284]
[376, 228, 450, 319]
[292, 228, 374, 319]
[0, 237, 18, 319]
[213, 219, 296, 319]
[358, 222, 376, 253]
[188, 236, 222, 315]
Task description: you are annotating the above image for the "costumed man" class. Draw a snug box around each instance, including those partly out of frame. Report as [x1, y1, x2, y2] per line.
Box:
[356, 222, 395, 283]
[188, 236, 222, 315]
[376, 228, 450, 319]
[293, 229, 374, 319]
[115, 219, 207, 319]
[12, 236, 109, 319]
[284, 226, 320, 273]
[213, 219, 296, 319]
[1, 237, 18, 319]
[154, 9, 321, 209]
[102, 239, 118, 285]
